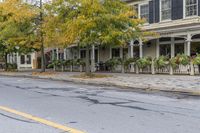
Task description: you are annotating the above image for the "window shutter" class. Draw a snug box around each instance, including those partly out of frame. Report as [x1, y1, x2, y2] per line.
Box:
[198, 0, 200, 16]
[155, 0, 160, 23]
[149, 1, 154, 23]
[172, 0, 183, 20]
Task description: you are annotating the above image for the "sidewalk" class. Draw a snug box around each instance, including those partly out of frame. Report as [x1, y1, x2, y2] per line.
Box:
[0, 71, 200, 95]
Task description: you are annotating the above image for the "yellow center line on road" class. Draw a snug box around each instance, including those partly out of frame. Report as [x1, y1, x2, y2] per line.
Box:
[0, 106, 86, 133]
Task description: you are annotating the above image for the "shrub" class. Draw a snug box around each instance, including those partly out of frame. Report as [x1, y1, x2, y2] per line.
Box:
[105, 58, 122, 71]
[154, 56, 169, 69]
[47, 63, 54, 69]
[7, 63, 17, 70]
[169, 57, 178, 69]
[193, 54, 200, 65]
[175, 54, 190, 66]
[47, 59, 62, 69]
[136, 57, 151, 69]
[74, 59, 86, 66]
[64, 59, 74, 66]
[124, 58, 137, 67]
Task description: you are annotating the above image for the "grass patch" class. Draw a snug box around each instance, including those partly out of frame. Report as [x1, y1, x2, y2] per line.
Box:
[72, 73, 112, 79]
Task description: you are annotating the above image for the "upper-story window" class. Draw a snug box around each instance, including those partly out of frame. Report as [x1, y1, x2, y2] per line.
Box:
[185, 0, 198, 17]
[160, 0, 171, 21]
[139, 3, 149, 23]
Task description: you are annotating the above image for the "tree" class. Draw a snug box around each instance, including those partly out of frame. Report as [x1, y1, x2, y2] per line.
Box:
[0, 0, 40, 70]
[44, 0, 150, 75]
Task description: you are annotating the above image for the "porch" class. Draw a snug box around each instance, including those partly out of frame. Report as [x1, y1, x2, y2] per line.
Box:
[50, 32, 200, 75]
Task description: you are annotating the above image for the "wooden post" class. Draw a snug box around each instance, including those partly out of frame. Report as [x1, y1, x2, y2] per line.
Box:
[169, 65, 173, 75]
[151, 60, 155, 75]
[136, 65, 139, 74]
[190, 61, 195, 76]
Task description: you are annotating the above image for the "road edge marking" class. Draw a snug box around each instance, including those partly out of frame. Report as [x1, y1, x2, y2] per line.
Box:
[0, 106, 86, 133]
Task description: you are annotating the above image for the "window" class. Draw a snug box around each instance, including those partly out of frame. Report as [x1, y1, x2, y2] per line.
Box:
[80, 50, 86, 59]
[140, 4, 149, 22]
[185, 0, 198, 17]
[160, 44, 171, 57]
[20, 55, 25, 64]
[175, 44, 184, 56]
[112, 48, 120, 58]
[26, 55, 31, 64]
[160, 0, 171, 21]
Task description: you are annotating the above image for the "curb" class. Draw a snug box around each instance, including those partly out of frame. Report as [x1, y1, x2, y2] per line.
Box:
[0, 74, 200, 96]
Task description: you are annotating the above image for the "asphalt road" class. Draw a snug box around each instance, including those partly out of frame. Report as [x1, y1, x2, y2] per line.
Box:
[0, 76, 200, 133]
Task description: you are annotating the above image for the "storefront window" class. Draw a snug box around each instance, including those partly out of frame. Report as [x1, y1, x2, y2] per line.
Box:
[160, 44, 171, 57]
[175, 43, 184, 56]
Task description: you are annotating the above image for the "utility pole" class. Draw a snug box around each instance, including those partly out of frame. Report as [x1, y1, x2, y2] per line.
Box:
[40, 0, 46, 72]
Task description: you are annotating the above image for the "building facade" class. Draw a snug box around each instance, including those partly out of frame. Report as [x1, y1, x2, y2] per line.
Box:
[6, 0, 200, 74]
[55, 0, 199, 74]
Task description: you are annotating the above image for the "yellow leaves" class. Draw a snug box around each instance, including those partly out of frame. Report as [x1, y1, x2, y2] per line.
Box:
[42, 0, 157, 49]
[0, 0, 40, 53]
[0, 0, 38, 22]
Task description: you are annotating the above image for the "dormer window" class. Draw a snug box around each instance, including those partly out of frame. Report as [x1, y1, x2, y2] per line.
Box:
[185, 0, 198, 17]
[160, 0, 171, 21]
[139, 3, 149, 23]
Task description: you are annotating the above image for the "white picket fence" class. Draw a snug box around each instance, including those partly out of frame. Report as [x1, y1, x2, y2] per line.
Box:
[124, 64, 200, 75]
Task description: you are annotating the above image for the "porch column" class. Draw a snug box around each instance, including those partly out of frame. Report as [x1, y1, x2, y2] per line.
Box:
[98, 46, 100, 63]
[184, 42, 187, 55]
[91, 45, 95, 72]
[56, 48, 59, 60]
[171, 37, 175, 58]
[156, 39, 160, 58]
[51, 49, 54, 61]
[64, 48, 67, 60]
[130, 40, 134, 58]
[120, 47, 123, 59]
[109, 46, 112, 59]
[186, 34, 191, 56]
[139, 39, 143, 58]
[129, 40, 135, 72]
[16, 53, 20, 70]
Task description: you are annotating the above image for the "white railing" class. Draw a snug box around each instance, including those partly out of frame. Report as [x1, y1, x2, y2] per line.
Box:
[155, 66, 170, 74]
[173, 65, 190, 74]
[126, 64, 200, 75]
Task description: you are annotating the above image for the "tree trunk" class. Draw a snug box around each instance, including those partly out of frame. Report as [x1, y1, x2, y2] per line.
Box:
[4, 53, 8, 71]
[121, 63, 125, 73]
[62, 65, 64, 72]
[40, 0, 45, 73]
[85, 45, 91, 76]
[41, 43, 46, 72]
[53, 65, 56, 71]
